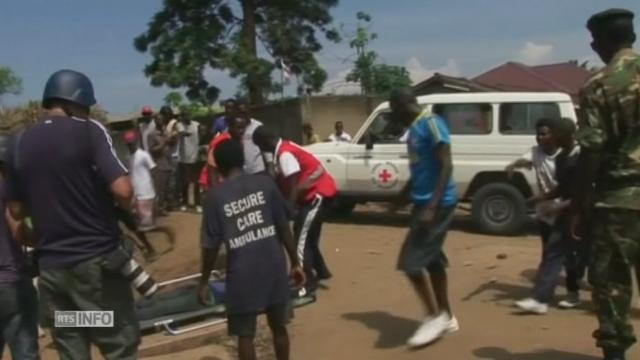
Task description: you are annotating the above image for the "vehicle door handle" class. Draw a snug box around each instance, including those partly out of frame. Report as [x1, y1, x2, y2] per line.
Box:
[399, 154, 409, 159]
[353, 155, 373, 159]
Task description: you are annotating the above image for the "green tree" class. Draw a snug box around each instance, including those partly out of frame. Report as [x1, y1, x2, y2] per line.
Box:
[370, 64, 411, 95]
[163, 91, 221, 118]
[0, 66, 23, 97]
[164, 91, 185, 108]
[344, 12, 411, 95]
[344, 12, 377, 94]
[134, 0, 340, 105]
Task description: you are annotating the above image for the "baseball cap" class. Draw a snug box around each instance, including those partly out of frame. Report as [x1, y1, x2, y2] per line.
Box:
[123, 130, 138, 144]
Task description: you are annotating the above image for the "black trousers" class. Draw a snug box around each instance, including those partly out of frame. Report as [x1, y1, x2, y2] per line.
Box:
[293, 195, 331, 293]
[532, 221, 588, 303]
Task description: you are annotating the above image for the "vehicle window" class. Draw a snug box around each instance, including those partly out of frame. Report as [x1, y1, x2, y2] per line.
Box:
[358, 112, 406, 145]
[499, 103, 561, 135]
[432, 103, 492, 135]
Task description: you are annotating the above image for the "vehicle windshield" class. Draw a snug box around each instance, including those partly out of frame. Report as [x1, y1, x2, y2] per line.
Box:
[358, 112, 406, 145]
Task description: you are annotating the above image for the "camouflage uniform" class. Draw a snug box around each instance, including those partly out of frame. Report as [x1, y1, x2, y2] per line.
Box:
[578, 47, 640, 350]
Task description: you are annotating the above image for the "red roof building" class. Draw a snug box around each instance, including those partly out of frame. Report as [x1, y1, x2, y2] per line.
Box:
[413, 73, 499, 95]
[472, 62, 592, 103]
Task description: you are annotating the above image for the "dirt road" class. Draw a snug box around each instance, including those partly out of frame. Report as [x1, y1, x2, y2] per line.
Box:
[37, 207, 640, 359]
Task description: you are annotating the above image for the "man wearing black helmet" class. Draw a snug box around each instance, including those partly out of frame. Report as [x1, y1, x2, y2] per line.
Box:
[5, 70, 140, 359]
[0, 134, 40, 359]
[571, 8, 640, 360]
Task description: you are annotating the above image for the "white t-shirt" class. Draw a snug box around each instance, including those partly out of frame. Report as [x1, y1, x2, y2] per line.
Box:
[176, 121, 200, 164]
[130, 149, 156, 200]
[329, 132, 352, 143]
[521, 145, 561, 224]
[522, 145, 560, 194]
[275, 140, 302, 178]
[278, 152, 301, 177]
[243, 119, 267, 174]
[166, 118, 179, 159]
[138, 121, 156, 151]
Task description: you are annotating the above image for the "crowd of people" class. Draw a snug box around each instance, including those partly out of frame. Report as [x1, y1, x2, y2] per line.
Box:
[302, 121, 352, 145]
[0, 66, 339, 359]
[0, 7, 638, 360]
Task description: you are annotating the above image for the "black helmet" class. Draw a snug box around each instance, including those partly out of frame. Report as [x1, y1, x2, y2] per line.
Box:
[42, 69, 97, 108]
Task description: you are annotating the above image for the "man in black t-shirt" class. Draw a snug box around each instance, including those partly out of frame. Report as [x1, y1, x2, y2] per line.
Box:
[198, 139, 304, 360]
[553, 118, 587, 309]
[516, 118, 584, 314]
[6, 70, 140, 360]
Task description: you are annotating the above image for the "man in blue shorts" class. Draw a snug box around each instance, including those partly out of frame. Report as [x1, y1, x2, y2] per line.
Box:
[389, 88, 459, 348]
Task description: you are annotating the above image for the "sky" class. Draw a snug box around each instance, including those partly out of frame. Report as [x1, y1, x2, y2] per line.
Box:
[1, 0, 639, 115]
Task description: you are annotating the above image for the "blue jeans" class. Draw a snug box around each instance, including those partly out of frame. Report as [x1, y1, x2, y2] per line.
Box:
[0, 278, 40, 360]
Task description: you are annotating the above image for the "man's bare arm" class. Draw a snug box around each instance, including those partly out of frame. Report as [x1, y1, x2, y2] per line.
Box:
[199, 244, 221, 285]
[5, 206, 34, 247]
[286, 175, 299, 209]
[275, 220, 305, 287]
[149, 136, 166, 153]
[111, 176, 134, 211]
[276, 221, 300, 268]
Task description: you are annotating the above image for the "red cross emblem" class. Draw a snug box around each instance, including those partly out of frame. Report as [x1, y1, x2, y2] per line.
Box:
[378, 169, 393, 183]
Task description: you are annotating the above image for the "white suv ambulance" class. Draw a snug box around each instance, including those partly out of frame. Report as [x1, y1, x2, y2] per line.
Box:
[307, 92, 577, 235]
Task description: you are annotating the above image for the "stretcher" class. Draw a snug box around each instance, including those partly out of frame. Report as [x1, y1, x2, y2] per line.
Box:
[136, 271, 316, 336]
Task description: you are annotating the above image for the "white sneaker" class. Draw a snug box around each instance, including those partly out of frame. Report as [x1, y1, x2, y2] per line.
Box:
[195, 206, 203, 213]
[445, 315, 459, 333]
[515, 298, 549, 314]
[407, 313, 450, 348]
[558, 292, 581, 309]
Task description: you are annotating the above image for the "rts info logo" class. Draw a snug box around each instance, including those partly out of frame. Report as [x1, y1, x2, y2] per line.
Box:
[54, 311, 114, 328]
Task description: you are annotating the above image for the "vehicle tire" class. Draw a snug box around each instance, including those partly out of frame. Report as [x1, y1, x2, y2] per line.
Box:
[471, 183, 527, 235]
[330, 198, 356, 216]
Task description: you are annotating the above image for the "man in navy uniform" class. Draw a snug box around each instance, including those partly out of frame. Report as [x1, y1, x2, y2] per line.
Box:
[6, 70, 139, 360]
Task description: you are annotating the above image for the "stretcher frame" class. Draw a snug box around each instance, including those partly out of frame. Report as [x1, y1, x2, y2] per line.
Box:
[141, 270, 227, 335]
[141, 270, 317, 336]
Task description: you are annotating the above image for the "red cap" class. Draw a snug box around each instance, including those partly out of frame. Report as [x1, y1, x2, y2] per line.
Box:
[141, 106, 153, 115]
[123, 130, 138, 144]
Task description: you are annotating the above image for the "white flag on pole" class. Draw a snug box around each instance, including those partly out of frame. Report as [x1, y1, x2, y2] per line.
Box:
[280, 59, 292, 85]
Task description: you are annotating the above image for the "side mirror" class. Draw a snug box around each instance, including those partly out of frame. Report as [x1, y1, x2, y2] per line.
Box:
[365, 134, 374, 150]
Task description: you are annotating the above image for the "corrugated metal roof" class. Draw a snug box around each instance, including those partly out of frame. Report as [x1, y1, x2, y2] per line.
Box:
[106, 112, 138, 124]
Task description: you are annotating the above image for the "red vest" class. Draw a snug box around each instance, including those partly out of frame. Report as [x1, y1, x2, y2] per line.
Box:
[276, 140, 337, 203]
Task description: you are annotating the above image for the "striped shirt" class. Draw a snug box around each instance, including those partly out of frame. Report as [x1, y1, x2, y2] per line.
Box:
[407, 112, 457, 207]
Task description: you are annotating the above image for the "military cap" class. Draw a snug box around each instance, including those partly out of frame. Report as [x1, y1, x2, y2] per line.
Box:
[587, 8, 634, 33]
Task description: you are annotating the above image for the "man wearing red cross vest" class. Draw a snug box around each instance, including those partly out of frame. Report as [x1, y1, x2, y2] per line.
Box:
[253, 126, 336, 296]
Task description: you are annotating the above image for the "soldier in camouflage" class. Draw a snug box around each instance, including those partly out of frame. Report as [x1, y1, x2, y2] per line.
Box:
[571, 8, 640, 360]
